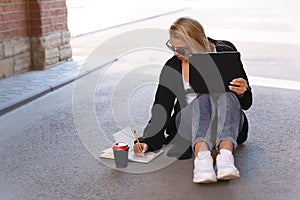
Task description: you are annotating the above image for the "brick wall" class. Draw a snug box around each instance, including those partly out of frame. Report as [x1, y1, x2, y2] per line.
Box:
[0, 0, 30, 78]
[29, 0, 68, 36]
[0, 0, 29, 41]
[0, 0, 72, 79]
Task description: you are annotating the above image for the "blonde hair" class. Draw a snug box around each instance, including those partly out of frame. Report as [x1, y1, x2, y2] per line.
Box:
[169, 17, 215, 53]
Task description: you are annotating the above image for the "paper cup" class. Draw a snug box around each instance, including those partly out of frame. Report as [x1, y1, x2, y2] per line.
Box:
[112, 142, 129, 168]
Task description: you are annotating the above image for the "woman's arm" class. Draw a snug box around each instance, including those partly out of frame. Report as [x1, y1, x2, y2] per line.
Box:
[137, 61, 178, 151]
[234, 59, 253, 110]
[229, 77, 253, 110]
[213, 39, 253, 110]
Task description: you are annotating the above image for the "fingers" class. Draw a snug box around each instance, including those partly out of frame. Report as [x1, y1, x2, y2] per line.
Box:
[230, 78, 247, 87]
[229, 78, 248, 96]
[229, 85, 244, 96]
[134, 143, 149, 157]
[141, 143, 149, 153]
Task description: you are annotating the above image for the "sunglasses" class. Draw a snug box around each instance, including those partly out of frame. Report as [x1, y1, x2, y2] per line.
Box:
[165, 40, 189, 56]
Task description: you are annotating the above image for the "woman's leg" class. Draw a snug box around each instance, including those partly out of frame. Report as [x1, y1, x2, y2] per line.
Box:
[175, 93, 215, 153]
[187, 94, 217, 183]
[215, 92, 242, 180]
[191, 93, 216, 153]
[216, 92, 242, 152]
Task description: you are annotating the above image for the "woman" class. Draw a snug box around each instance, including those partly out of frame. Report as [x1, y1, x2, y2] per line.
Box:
[134, 17, 252, 183]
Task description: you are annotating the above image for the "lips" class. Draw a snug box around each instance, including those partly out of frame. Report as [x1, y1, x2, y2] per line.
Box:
[177, 55, 183, 60]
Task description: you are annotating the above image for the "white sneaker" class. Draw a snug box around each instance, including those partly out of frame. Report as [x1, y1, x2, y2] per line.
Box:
[216, 149, 240, 180]
[193, 151, 217, 183]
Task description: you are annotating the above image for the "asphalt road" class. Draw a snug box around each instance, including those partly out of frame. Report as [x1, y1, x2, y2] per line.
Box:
[1, 0, 300, 199]
[1, 43, 299, 200]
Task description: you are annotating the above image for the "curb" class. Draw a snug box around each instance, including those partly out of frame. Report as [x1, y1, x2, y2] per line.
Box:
[0, 58, 117, 116]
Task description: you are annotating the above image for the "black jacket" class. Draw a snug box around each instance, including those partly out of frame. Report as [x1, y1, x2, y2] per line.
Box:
[138, 38, 252, 151]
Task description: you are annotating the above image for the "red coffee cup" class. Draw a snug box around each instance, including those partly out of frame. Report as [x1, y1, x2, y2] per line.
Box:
[112, 142, 129, 168]
[112, 142, 129, 151]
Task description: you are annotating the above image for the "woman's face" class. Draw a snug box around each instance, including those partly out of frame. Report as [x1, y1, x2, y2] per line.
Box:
[169, 37, 191, 61]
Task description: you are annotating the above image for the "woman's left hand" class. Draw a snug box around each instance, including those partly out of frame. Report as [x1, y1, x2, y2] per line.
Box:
[229, 78, 248, 97]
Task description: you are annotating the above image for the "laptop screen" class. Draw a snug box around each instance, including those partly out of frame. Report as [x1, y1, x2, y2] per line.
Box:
[189, 52, 243, 93]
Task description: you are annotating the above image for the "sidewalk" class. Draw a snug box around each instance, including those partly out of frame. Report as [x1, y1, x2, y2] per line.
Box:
[66, 0, 188, 37]
[0, 3, 187, 116]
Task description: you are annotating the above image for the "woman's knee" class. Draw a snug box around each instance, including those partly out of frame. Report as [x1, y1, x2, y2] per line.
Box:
[197, 93, 211, 101]
[192, 93, 215, 117]
[219, 92, 241, 109]
[193, 93, 212, 109]
[226, 92, 239, 102]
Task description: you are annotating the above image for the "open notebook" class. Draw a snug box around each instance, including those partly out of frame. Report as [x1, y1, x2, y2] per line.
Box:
[100, 127, 163, 163]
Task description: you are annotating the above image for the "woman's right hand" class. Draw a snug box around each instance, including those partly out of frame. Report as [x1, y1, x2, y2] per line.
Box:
[134, 143, 149, 157]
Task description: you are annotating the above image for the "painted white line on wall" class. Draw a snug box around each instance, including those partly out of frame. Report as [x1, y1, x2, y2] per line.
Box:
[249, 76, 300, 91]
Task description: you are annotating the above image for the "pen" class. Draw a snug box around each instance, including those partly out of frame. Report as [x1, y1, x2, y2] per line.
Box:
[134, 130, 144, 157]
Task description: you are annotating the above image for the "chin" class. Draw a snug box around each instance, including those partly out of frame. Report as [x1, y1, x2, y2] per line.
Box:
[177, 56, 187, 61]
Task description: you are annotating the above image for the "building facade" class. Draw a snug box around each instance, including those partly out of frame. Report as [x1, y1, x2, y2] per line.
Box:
[0, 0, 72, 79]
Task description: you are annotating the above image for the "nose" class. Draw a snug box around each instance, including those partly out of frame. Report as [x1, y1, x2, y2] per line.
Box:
[173, 48, 182, 56]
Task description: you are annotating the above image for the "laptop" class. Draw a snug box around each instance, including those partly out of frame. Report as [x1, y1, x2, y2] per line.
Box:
[189, 51, 243, 93]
